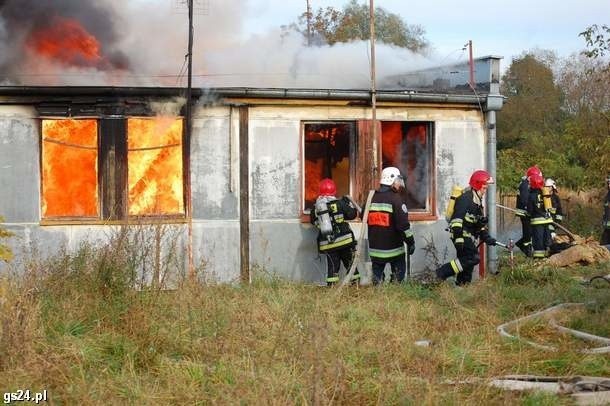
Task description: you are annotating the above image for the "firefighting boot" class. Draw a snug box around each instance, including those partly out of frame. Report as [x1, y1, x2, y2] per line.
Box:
[350, 270, 361, 286]
[435, 259, 462, 280]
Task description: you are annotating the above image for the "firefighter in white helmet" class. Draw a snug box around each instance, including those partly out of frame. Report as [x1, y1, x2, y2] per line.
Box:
[367, 167, 415, 284]
[544, 178, 563, 242]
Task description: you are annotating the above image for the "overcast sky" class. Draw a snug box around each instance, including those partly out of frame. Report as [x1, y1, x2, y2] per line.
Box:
[242, 0, 608, 70]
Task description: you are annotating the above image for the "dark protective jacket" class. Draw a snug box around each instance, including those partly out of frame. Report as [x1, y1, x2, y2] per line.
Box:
[448, 187, 493, 244]
[527, 189, 553, 226]
[515, 177, 529, 217]
[367, 186, 414, 260]
[310, 195, 358, 253]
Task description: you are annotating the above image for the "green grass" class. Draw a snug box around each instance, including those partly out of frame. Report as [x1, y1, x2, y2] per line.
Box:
[0, 243, 609, 404]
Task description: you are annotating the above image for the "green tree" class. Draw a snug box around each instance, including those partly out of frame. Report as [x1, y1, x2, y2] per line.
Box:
[287, 0, 429, 53]
[498, 52, 563, 150]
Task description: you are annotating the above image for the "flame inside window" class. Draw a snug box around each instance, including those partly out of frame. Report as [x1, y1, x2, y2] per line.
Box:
[304, 123, 352, 210]
[127, 118, 184, 216]
[42, 119, 99, 218]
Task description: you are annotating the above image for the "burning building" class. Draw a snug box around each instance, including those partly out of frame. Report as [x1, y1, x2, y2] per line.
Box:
[0, 66, 505, 284]
[0, 1, 505, 284]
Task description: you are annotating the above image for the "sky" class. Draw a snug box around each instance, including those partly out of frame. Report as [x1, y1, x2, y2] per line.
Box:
[243, 0, 609, 72]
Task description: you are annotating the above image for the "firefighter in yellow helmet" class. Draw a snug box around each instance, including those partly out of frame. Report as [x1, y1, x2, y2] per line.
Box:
[436, 170, 497, 285]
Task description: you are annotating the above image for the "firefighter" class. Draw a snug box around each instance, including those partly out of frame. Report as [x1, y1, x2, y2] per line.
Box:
[515, 165, 542, 257]
[367, 167, 415, 285]
[601, 174, 610, 246]
[310, 178, 361, 286]
[436, 170, 497, 285]
[544, 178, 563, 241]
[527, 173, 552, 259]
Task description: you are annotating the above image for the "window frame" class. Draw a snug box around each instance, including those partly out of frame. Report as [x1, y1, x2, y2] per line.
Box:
[380, 120, 436, 221]
[39, 115, 189, 225]
[301, 120, 357, 219]
[300, 119, 436, 222]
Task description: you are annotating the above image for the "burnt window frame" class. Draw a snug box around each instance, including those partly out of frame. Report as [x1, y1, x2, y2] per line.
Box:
[300, 119, 436, 222]
[38, 107, 189, 224]
[379, 120, 436, 221]
[301, 120, 357, 215]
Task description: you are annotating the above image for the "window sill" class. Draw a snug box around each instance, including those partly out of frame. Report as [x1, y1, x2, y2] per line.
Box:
[300, 213, 437, 223]
[40, 217, 189, 226]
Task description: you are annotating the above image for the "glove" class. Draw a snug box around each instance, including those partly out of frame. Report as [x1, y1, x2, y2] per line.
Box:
[407, 243, 415, 256]
[486, 237, 497, 246]
[551, 232, 557, 240]
[479, 216, 488, 225]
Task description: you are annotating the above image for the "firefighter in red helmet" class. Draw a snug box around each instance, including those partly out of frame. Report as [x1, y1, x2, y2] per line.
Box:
[436, 170, 497, 285]
[527, 173, 552, 258]
[515, 165, 542, 257]
[310, 178, 361, 286]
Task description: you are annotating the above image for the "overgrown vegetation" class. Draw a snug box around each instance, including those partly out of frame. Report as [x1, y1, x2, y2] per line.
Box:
[497, 28, 610, 192]
[0, 216, 13, 262]
[1, 236, 608, 404]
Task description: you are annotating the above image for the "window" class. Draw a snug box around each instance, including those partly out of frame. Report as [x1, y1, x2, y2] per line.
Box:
[127, 118, 184, 216]
[40, 117, 185, 221]
[302, 120, 435, 220]
[381, 121, 434, 215]
[303, 122, 355, 211]
[41, 119, 99, 218]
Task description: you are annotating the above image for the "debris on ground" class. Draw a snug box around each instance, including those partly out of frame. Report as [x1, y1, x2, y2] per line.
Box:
[489, 375, 610, 406]
[546, 235, 610, 267]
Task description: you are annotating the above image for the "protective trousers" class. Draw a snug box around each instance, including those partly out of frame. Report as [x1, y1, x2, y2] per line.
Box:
[515, 216, 532, 257]
[436, 237, 480, 285]
[371, 255, 406, 285]
[324, 248, 360, 286]
[531, 223, 550, 258]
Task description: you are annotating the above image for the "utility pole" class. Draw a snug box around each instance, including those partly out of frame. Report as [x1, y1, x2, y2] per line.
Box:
[467, 40, 474, 89]
[306, 0, 312, 46]
[185, 0, 194, 277]
[369, 0, 378, 180]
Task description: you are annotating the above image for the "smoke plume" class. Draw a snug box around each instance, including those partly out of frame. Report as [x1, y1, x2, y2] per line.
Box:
[0, 0, 444, 88]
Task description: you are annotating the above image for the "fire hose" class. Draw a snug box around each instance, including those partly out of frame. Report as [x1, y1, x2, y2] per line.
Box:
[496, 203, 577, 241]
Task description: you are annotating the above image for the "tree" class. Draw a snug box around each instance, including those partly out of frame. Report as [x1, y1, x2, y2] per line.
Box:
[579, 24, 610, 70]
[286, 0, 429, 53]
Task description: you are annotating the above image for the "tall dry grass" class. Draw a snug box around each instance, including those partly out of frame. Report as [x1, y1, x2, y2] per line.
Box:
[0, 228, 608, 405]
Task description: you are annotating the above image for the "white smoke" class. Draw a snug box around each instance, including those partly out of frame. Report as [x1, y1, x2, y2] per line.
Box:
[1, 0, 449, 88]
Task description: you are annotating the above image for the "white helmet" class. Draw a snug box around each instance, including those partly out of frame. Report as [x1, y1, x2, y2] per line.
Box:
[380, 166, 404, 186]
[545, 178, 557, 190]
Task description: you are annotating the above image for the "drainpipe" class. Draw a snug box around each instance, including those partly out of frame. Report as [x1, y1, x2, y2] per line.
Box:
[485, 83, 504, 274]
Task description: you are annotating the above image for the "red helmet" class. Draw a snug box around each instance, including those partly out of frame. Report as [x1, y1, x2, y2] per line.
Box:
[319, 178, 336, 196]
[469, 170, 494, 191]
[526, 165, 542, 179]
[529, 173, 544, 190]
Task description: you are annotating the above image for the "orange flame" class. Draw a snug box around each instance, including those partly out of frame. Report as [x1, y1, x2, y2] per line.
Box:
[127, 118, 184, 216]
[42, 119, 99, 218]
[26, 16, 102, 67]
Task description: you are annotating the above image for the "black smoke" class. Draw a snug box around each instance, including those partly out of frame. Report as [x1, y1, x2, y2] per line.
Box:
[0, 0, 130, 83]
